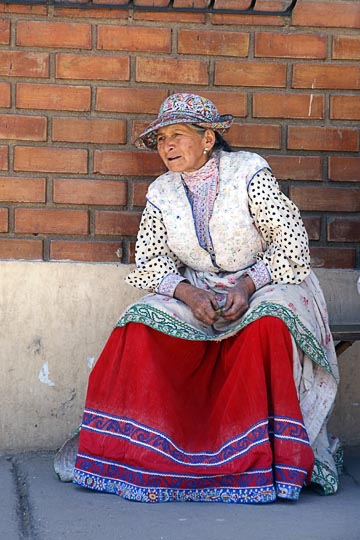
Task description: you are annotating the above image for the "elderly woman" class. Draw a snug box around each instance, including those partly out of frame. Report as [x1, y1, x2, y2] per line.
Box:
[64, 93, 340, 504]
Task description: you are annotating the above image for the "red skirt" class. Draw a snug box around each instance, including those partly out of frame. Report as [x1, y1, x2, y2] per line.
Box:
[74, 316, 314, 503]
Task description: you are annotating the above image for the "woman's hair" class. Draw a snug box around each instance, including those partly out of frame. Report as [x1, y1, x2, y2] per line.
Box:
[214, 132, 233, 152]
[191, 124, 233, 152]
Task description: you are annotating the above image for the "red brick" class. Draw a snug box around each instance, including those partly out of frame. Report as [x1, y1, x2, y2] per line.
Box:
[133, 0, 169, 5]
[217, 0, 288, 10]
[136, 57, 208, 85]
[54, 6, 128, 19]
[93, 0, 130, 4]
[0, 177, 46, 202]
[97, 0, 168, 7]
[52, 118, 126, 144]
[56, 54, 130, 81]
[303, 216, 321, 241]
[15, 208, 88, 234]
[94, 150, 165, 177]
[253, 93, 324, 119]
[328, 157, 360, 182]
[200, 91, 246, 117]
[58, 1, 92, 5]
[333, 35, 360, 60]
[132, 181, 151, 207]
[173, 0, 209, 6]
[212, 0, 286, 26]
[0, 114, 46, 141]
[96, 87, 168, 113]
[227, 124, 281, 150]
[57, 1, 94, 5]
[16, 21, 91, 49]
[0, 207, 8, 232]
[58, 1, 90, 5]
[0, 4, 46, 15]
[14, 147, 88, 173]
[330, 96, 360, 121]
[289, 186, 360, 212]
[178, 29, 249, 57]
[310, 247, 356, 269]
[53, 178, 127, 205]
[50, 240, 121, 262]
[212, 13, 284, 26]
[266, 156, 322, 181]
[98, 25, 171, 53]
[292, 1, 360, 29]
[327, 217, 360, 243]
[133, 9, 205, 22]
[0, 82, 10, 107]
[288, 126, 359, 152]
[0, 146, 8, 170]
[293, 64, 360, 90]
[255, 32, 326, 59]
[0, 19, 10, 44]
[16, 83, 91, 112]
[0, 239, 43, 259]
[0, 51, 49, 78]
[95, 210, 141, 236]
[215, 61, 286, 87]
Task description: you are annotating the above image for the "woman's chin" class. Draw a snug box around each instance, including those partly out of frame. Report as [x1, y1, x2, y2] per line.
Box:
[166, 160, 184, 172]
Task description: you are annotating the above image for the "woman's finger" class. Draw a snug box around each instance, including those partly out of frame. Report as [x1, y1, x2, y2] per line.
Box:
[221, 291, 249, 320]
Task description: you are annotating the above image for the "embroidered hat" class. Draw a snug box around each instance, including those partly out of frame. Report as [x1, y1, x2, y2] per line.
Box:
[134, 93, 233, 150]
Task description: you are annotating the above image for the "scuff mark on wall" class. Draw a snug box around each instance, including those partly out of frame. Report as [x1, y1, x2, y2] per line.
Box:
[308, 94, 314, 117]
[28, 336, 42, 356]
[39, 361, 55, 387]
[54, 388, 77, 417]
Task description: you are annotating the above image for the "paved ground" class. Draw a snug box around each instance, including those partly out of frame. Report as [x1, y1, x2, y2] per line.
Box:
[1, 446, 359, 540]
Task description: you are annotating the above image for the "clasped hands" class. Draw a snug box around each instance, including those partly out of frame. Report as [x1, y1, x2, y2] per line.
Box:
[174, 277, 256, 326]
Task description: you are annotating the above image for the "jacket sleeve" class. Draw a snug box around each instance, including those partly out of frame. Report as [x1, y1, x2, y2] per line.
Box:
[247, 167, 311, 285]
[125, 201, 186, 293]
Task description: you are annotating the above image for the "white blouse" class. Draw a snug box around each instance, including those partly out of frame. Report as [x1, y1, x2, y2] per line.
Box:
[126, 154, 310, 295]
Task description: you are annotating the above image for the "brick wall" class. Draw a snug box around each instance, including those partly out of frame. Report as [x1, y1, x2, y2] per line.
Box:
[0, 0, 359, 267]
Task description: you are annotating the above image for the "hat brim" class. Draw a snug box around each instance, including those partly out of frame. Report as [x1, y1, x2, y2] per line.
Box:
[134, 114, 233, 150]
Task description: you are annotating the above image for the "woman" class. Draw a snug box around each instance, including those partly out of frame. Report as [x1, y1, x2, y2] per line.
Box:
[58, 93, 340, 504]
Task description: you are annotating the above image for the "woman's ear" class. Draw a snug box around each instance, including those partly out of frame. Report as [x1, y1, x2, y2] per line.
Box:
[204, 129, 216, 151]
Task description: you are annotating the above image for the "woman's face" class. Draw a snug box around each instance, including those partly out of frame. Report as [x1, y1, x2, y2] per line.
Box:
[156, 124, 215, 173]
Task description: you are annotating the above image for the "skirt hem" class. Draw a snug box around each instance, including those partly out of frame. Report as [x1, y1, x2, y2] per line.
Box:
[73, 469, 282, 504]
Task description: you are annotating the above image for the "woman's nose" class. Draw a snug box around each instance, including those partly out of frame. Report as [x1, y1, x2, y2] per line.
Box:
[164, 139, 175, 152]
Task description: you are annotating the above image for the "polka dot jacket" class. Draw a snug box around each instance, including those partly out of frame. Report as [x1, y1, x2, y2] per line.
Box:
[126, 151, 310, 296]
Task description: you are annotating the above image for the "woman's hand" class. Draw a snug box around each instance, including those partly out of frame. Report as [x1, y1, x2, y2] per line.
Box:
[174, 282, 220, 326]
[221, 276, 256, 322]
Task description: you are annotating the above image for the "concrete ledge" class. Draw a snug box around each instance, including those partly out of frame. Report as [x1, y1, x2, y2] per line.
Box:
[1, 261, 359, 453]
[314, 268, 359, 324]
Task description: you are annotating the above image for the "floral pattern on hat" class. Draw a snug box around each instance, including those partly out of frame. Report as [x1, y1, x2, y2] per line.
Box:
[135, 93, 233, 150]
